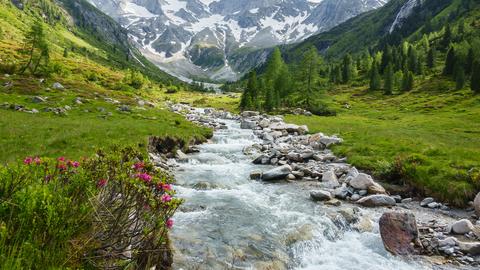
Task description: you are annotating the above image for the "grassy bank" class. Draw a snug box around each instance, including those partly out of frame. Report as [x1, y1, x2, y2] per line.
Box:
[286, 78, 480, 205]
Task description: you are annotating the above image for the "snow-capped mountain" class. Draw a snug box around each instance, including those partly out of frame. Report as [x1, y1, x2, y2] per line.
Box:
[88, 0, 389, 81]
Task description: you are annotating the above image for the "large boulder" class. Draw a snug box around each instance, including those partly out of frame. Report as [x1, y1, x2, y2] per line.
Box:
[349, 173, 375, 190]
[474, 192, 480, 217]
[262, 165, 292, 181]
[269, 122, 301, 133]
[379, 212, 421, 255]
[357, 195, 396, 207]
[450, 219, 475, 235]
[457, 241, 480, 255]
[310, 190, 333, 201]
[241, 120, 256, 129]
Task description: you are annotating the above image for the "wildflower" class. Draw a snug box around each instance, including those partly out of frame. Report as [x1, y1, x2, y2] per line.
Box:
[161, 194, 172, 203]
[136, 173, 152, 183]
[23, 156, 33, 165]
[133, 162, 145, 171]
[58, 156, 66, 162]
[68, 160, 80, 168]
[57, 163, 67, 171]
[166, 218, 174, 229]
[44, 175, 52, 183]
[162, 183, 172, 191]
[97, 178, 107, 188]
[33, 157, 41, 165]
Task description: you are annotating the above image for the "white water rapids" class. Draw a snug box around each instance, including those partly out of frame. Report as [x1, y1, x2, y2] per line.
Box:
[169, 113, 447, 270]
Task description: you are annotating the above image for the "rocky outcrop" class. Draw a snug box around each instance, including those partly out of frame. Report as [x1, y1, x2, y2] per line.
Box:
[379, 212, 421, 255]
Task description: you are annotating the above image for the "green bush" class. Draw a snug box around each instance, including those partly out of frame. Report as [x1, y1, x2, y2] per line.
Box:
[0, 146, 180, 269]
[307, 101, 337, 116]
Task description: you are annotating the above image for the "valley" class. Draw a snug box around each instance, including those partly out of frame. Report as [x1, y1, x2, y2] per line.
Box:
[0, 0, 479, 269]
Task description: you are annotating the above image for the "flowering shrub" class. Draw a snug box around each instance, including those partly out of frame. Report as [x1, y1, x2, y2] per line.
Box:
[0, 146, 181, 269]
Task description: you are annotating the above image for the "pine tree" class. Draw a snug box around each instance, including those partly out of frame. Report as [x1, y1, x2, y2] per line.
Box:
[275, 65, 292, 102]
[402, 71, 414, 91]
[443, 46, 456, 76]
[240, 71, 258, 110]
[465, 47, 474, 74]
[297, 46, 321, 107]
[20, 20, 50, 75]
[455, 63, 465, 90]
[441, 23, 452, 49]
[342, 54, 353, 83]
[384, 64, 394, 95]
[471, 60, 480, 94]
[264, 86, 275, 112]
[380, 46, 392, 73]
[369, 61, 381, 91]
[407, 46, 419, 74]
[427, 47, 436, 69]
[265, 47, 285, 89]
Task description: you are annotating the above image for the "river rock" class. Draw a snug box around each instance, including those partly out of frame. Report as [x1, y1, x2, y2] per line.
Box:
[379, 212, 421, 255]
[32, 96, 46, 103]
[322, 170, 340, 188]
[176, 150, 188, 161]
[269, 122, 301, 133]
[241, 111, 259, 117]
[367, 182, 387, 195]
[420, 197, 435, 207]
[357, 195, 396, 207]
[240, 120, 256, 129]
[349, 173, 375, 190]
[351, 194, 361, 201]
[259, 119, 271, 128]
[310, 190, 333, 201]
[450, 219, 475, 235]
[298, 125, 309, 135]
[457, 241, 480, 255]
[262, 165, 292, 181]
[287, 152, 303, 162]
[325, 199, 341, 206]
[474, 192, 480, 217]
[250, 170, 262, 180]
[333, 186, 352, 199]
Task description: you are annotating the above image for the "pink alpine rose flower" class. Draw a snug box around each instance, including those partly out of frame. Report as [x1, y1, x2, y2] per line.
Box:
[58, 156, 66, 162]
[23, 157, 33, 165]
[166, 218, 174, 229]
[133, 162, 145, 171]
[33, 157, 41, 165]
[136, 173, 152, 183]
[161, 194, 172, 203]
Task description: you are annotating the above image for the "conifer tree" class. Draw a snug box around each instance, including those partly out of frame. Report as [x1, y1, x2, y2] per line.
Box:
[402, 70, 414, 91]
[342, 54, 353, 83]
[427, 47, 436, 69]
[369, 61, 381, 91]
[444, 46, 456, 76]
[297, 46, 321, 107]
[20, 20, 50, 75]
[465, 47, 474, 74]
[455, 63, 465, 90]
[471, 60, 480, 94]
[407, 46, 419, 74]
[384, 64, 394, 95]
[441, 23, 452, 49]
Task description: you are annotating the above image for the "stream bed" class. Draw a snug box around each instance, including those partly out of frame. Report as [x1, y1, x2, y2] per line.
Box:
[169, 113, 460, 270]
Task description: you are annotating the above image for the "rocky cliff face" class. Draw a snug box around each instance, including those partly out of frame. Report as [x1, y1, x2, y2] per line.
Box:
[88, 0, 389, 81]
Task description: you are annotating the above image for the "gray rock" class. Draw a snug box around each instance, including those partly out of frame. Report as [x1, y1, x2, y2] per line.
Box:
[32, 96, 46, 103]
[438, 237, 457, 248]
[322, 170, 340, 188]
[358, 190, 368, 196]
[286, 174, 296, 181]
[298, 125, 309, 135]
[241, 111, 259, 117]
[262, 165, 292, 181]
[428, 202, 440, 209]
[334, 186, 352, 199]
[118, 105, 131, 112]
[30, 108, 39, 114]
[401, 198, 413, 204]
[325, 198, 341, 206]
[250, 170, 262, 180]
[241, 119, 256, 129]
[52, 82, 64, 90]
[450, 219, 475, 235]
[420, 197, 435, 207]
[252, 155, 267, 164]
[349, 173, 375, 190]
[357, 195, 396, 207]
[474, 192, 480, 217]
[457, 241, 480, 255]
[367, 182, 387, 195]
[176, 150, 189, 161]
[310, 190, 333, 201]
[258, 119, 270, 128]
[287, 152, 303, 162]
[351, 194, 361, 201]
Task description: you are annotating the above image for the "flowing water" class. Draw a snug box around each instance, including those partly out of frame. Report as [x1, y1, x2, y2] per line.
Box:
[171, 115, 435, 270]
